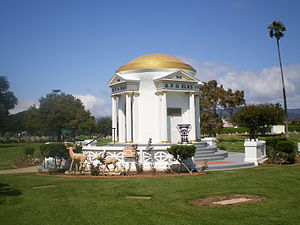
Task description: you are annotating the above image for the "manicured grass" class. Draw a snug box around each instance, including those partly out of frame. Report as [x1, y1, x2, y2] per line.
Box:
[0, 143, 43, 170]
[217, 133, 300, 152]
[0, 165, 300, 225]
[217, 135, 246, 152]
[0, 140, 111, 170]
[96, 139, 112, 146]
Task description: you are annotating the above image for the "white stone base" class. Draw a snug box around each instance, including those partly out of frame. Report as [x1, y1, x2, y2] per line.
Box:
[82, 145, 196, 171]
[244, 139, 267, 166]
[202, 137, 217, 147]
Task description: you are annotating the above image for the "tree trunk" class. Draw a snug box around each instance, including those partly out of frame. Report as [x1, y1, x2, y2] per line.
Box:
[276, 38, 289, 137]
[178, 159, 193, 174]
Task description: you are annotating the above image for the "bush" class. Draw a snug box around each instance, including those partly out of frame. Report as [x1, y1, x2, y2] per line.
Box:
[22, 147, 35, 156]
[40, 143, 69, 171]
[266, 137, 287, 150]
[167, 145, 196, 174]
[276, 141, 297, 163]
[167, 145, 196, 160]
[266, 138, 297, 164]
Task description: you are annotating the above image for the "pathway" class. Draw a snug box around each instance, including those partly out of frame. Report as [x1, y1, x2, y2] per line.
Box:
[0, 167, 38, 174]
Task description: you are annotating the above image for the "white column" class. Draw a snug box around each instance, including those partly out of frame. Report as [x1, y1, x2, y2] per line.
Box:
[189, 93, 196, 142]
[132, 94, 139, 143]
[126, 94, 132, 143]
[112, 96, 118, 142]
[118, 95, 125, 143]
[195, 95, 201, 141]
[155, 93, 161, 143]
[161, 92, 168, 143]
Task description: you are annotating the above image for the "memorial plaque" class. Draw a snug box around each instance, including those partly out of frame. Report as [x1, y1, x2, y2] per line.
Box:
[123, 146, 136, 158]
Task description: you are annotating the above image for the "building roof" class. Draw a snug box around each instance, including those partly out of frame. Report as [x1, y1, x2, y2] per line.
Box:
[116, 53, 196, 73]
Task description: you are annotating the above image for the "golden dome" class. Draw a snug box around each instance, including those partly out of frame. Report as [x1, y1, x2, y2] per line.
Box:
[116, 54, 196, 72]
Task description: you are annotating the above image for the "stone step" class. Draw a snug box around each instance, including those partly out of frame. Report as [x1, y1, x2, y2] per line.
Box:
[194, 147, 217, 155]
[193, 142, 208, 148]
[194, 151, 228, 161]
[197, 162, 256, 171]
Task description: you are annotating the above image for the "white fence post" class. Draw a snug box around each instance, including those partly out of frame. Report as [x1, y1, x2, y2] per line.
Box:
[203, 137, 217, 147]
[244, 139, 267, 165]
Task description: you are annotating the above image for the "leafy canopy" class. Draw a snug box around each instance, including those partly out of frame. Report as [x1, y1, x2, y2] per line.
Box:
[268, 21, 286, 40]
[200, 80, 245, 136]
[25, 92, 97, 140]
[0, 76, 18, 135]
[233, 103, 284, 138]
[97, 117, 112, 136]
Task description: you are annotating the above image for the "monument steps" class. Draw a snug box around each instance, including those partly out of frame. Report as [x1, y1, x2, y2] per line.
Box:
[192, 142, 256, 170]
[194, 152, 228, 161]
[204, 162, 256, 171]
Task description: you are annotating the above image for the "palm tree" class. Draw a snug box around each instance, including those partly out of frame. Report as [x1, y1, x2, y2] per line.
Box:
[268, 21, 289, 137]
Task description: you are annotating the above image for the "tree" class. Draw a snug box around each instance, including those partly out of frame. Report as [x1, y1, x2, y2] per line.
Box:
[25, 92, 97, 141]
[268, 21, 288, 137]
[200, 80, 245, 136]
[233, 104, 284, 138]
[7, 111, 27, 135]
[97, 117, 112, 137]
[0, 76, 18, 135]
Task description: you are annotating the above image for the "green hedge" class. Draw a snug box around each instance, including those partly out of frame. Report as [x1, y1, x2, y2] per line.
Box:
[219, 127, 249, 134]
[265, 137, 297, 164]
[288, 125, 300, 132]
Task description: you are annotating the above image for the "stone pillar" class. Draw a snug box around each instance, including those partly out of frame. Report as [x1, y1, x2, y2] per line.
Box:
[126, 94, 132, 143]
[118, 95, 125, 143]
[189, 93, 196, 142]
[112, 95, 118, 142]
[161, 92, 168, 143]
[132, 94, 139, 143]
[195, 95, 201, 141]
[244, 139, 267, 165]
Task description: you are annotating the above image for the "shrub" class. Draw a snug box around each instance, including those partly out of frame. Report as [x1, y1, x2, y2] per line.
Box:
[266, 138, 297, 164]
[22, 147, 35, 156]
[40, 143, 69, 171]
[266, 137, 287, 150]
[167, 145, 196, 174]
[276, 141, 297, 164]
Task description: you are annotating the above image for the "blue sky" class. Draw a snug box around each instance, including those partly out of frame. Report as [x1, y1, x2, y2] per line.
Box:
[1, 0, 300, 117]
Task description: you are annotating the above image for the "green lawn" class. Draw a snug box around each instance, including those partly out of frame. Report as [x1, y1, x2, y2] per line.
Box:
[96, 139, 111, 146]
[0, 140, 111, 170]
[217, 134, 300, 153]
[0, 165, 300, 225]
[217, 135, 246, 152]
[0, 143, 43, 170]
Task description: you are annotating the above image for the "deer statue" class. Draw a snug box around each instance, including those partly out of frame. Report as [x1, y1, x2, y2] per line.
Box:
[64, 143, 87, 173]
[94, 152, 118, 172]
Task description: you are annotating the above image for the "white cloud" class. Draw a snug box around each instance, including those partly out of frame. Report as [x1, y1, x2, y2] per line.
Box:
[10, 94, 111, 118]
[10, 99, 39, 114]
[219, 65, 300, 108]
[75, 94, 111, 118]
[179, 56, 300, 109]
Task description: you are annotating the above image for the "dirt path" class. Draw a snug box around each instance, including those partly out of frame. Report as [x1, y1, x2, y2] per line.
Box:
[0, 167, 37, 174]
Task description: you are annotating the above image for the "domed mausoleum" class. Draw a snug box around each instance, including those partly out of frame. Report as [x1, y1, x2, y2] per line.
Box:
[82, 54, 245, 172]
[108, 54, 203, 144]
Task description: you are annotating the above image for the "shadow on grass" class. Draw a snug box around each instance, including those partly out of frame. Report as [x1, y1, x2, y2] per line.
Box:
[0, 145, 17, 148]
[0, 183, 22, 204]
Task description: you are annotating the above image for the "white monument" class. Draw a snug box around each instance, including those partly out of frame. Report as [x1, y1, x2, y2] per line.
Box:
[108, 53, 203, 144]
[82, 54, 207, 171]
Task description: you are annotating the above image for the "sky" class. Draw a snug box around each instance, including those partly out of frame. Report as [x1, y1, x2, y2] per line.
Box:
[1, 0, 299, 118]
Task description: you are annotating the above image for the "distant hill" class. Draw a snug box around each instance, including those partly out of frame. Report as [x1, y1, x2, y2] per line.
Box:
[288, 108, 300, 120]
